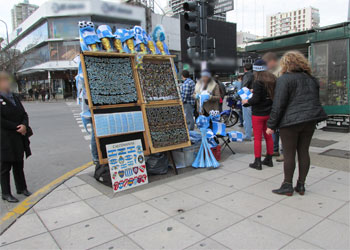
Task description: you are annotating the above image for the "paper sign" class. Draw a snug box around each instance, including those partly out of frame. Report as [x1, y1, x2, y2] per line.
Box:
[106, 140, 148, 193]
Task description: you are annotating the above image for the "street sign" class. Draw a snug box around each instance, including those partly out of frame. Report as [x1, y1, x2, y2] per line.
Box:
[214, 0, 234, 14]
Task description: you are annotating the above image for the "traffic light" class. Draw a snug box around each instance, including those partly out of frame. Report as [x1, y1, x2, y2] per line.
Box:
[183, 1, 199, 33]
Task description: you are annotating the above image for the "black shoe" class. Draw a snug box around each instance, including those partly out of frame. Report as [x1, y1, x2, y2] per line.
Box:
[262, 154, 273, 167]
[249, 158, 262, 170]
[272, 183, 294, 196]
[2, 194, 19, 203]
[294, 181, 305, 195]
[17, 189, 32, 197]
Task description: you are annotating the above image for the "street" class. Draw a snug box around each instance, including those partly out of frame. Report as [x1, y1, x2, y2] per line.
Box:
[0, 101, 92, 218]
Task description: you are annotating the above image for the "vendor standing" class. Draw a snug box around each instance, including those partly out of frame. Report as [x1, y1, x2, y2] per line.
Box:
[0, 72, 32, 203]
[194, 70, 221, 116]
[180, 70, 196, 131]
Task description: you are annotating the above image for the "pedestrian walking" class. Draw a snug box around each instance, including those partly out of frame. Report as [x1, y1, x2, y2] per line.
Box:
[34, 89, 39, 100]
[52, 89, 56, 100]
[242, 63, 254, 140]
[180, 70, 196, 130]
[267, 51, 327, 196]
[242, 60, 276, 170]
[263, 52, 284, 162]
[28, 88, 33, 101]
[40, 88, 46, 102]
[0, 72, 32, 203]
[194, 70, 221, 117]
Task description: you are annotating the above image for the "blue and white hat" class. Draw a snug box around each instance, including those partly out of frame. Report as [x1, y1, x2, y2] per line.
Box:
[253, 59, 268, 72]
[96, 25, 114, 39]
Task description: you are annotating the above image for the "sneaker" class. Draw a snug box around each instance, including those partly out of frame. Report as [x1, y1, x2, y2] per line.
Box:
[276, 154, 284, 162]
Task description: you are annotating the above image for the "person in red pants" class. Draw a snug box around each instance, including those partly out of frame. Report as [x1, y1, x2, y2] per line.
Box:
[242, 59, 276, 170]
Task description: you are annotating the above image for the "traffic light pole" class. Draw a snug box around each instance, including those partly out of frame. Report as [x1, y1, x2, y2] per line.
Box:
[199, 0, 208, 61]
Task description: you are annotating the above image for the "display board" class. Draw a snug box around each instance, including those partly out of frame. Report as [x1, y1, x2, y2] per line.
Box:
[137, 59, 180, 102]
[81, 52, 191, 164]
[107, 139, 148, 193]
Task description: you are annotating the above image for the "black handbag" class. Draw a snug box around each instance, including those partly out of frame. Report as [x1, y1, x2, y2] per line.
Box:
[27, 126, 33, 137]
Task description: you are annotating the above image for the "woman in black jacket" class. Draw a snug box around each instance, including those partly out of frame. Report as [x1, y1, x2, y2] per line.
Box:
[0, 72, 32, 202]
[267, 51, 327, 196]
[242, 60, 276, 170]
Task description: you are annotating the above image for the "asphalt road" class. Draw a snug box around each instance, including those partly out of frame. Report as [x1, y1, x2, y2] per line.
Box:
[1, 101, 92, 217]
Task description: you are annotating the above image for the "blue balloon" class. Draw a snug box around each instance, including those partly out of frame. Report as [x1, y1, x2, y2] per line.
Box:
[196, 115, 210, 129]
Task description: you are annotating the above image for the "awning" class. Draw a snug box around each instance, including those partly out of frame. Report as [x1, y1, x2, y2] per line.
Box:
[17, 60, 78, 75]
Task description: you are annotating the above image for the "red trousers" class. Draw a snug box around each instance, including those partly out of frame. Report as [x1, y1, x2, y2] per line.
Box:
[252, 115, 274, 158]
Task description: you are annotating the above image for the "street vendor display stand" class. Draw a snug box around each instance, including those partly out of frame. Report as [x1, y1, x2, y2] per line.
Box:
[80, 52, 191, 169]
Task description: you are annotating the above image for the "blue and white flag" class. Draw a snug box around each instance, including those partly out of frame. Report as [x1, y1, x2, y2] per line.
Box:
[212, 121, 226, 136]
[96, 25, 114, 39]
[238, 87, 253, 100]
[227, 131, 244, 142]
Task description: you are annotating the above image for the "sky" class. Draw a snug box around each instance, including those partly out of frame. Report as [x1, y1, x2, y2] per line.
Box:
[0, 0, 349, 39]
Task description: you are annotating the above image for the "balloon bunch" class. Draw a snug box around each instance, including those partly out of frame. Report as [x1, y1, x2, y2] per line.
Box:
[78, 21, 170, 55]
[192, 116, 220, 168]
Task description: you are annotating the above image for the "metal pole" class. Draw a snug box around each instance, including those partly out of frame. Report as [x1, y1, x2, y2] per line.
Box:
[199, 0, 208, 61]
[0, 19, 9, 46]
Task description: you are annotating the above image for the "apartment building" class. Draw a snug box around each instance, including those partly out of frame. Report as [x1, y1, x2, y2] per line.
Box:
[11, 0, 39, 30]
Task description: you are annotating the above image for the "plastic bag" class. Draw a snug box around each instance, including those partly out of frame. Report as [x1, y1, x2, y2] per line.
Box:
[146, 153, 169, 175]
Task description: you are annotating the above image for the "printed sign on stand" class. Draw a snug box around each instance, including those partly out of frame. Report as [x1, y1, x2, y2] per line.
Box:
[106, 139, 148, 193]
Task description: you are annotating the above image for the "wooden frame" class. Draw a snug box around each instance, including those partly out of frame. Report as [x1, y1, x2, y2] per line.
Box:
[80, 51, 190, 164]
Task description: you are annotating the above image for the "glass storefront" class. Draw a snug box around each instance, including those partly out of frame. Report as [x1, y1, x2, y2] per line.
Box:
[49, 41, 80, 61]
[48, 17, 89, 39]
[312, 39, 349, 109]
[15, 22, 49, 53]
[21, 44, 50, 69]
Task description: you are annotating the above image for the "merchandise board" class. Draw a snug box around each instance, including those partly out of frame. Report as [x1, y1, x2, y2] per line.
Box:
[106, 139, 148, 193]
[80, 51, 191, 164]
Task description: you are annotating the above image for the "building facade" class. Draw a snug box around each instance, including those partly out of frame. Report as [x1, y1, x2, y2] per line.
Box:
[168, 0, 226, 21]
[11, 0, 39, 30]
[266, 6, 320, 37]
[3, 0, 146, 99]
[236, 31, 261, 49]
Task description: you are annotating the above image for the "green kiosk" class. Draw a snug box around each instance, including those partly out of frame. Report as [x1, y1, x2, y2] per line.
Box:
[246, 22, 350, 132]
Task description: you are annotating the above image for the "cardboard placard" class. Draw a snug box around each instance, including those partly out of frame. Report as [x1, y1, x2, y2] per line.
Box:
[106, 139, 148, 193]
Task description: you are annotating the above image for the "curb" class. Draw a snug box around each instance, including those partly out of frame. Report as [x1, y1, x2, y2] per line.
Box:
[0, 161, 93, 235]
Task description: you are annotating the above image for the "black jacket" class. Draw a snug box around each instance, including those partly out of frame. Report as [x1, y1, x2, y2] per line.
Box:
[242, 70, 254, 89]
[247, 80, 273, 116]
[267, 72, 328, 130]
[0, 93, 31, 162]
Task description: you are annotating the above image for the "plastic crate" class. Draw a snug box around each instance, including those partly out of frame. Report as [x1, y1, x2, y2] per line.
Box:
[172, 143, 201, 168]
[210, 145, 221, 161]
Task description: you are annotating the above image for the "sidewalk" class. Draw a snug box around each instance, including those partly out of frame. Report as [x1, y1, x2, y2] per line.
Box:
[0, 131, 349, 250]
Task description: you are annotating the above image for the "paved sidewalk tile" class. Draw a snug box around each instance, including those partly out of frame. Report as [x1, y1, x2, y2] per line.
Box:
[167, 176, 206, 190]
[238, 167, 282, 180]
[37, 201, 98, 230]
[70, 184, 102, 200]
[213, 172, 262, 190]
[220, 160, 248, 172]
[211, 219, 293, 249]
[129, 218, 205, 250]
[309, 180, 349, 201]
[104, 203, 169, 234]
[86, 194, 141, 215]
[244, 181, 288, 202]
[300, 219, 350, 250]
[1, 213, 47, 246]
[323, 170, 350, 186]
[197, 168, 231, 180]
[90, 236, 142, 250]
[132, 184, 176, 201]
[281, 239, 321, 250]
[182, 182, 235, 202]
[307, 166, 337, 180]
[280, 192, 345, 217]
[64, 176, 86, 188]
[253, 203, 323, 237]
[51, 217, 122, 249]
[147, 191, 205, 216]
[186, 238, 229, 250]
[175, 203, 243, 236]
[328, 202, 349, 225]
[0, 233, 59, 250]
[34, 188, 80, 211]
[267, 173, 320, 186]
[215, 191, 274, 217]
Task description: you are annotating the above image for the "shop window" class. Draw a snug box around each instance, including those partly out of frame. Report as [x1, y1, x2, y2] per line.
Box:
[48, 17, 87, 39]
[49, 41, 80, 61]
[13, 22, 49, 53]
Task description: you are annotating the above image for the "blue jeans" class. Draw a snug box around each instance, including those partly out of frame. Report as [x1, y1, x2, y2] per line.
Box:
[87, 117, 98, 162]
[272, 129, 283, 153]
[242, 106, 252, 140]
[184, 103, 195, 131]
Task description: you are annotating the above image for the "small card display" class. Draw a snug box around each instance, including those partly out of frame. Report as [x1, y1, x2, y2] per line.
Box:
[84, 56, 137, 105]
[94, 111, 144, 137]
[145, 105, 189, 148]
[106, 140, 148, 193]
[137, 60, 180, 102]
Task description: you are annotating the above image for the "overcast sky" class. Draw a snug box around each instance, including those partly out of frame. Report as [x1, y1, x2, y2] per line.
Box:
[0, 0, 348, 39]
